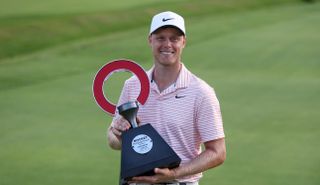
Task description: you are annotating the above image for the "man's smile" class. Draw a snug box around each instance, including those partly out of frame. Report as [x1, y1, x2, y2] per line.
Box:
[160, 51, 174, 55]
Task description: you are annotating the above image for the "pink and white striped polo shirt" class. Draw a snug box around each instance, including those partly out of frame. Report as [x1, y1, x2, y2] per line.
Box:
[113, 64, 225, 182]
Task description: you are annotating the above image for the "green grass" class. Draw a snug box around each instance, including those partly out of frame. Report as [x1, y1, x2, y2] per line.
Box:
[1, 1, 320, 185]
[0, 0, 296, 60]
[0, 0, 185, 17]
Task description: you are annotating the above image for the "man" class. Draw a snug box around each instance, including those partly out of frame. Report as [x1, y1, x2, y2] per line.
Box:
[108, 11, 226, 185]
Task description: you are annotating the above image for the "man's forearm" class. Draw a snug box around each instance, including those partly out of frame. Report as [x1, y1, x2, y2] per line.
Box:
[174, 138, 226, 179]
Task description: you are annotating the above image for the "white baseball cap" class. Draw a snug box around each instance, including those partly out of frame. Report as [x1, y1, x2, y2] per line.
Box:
[149, 11, 186, 35]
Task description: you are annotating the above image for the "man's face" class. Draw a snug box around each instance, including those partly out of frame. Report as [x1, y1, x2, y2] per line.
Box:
[148, 27, 186, 67]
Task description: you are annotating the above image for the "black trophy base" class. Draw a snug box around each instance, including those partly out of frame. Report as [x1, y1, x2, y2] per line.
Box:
[120, 123, 181, 181]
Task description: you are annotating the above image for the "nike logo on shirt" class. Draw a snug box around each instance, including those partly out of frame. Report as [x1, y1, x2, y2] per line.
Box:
[175, 95, 186, 99]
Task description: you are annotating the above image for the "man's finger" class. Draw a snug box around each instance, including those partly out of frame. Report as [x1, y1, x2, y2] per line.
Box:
[154, 168, 169, 175]
[119, 117, 132, 130]
[112, 127, 122, 136]
[131, 175, 156, 183]
[115, 117, 131, 131]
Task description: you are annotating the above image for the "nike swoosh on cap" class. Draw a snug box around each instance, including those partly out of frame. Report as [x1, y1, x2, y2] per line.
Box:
[162, 18, 174, 22]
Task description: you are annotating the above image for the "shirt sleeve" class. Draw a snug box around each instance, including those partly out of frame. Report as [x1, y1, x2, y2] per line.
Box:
[196, 86, 225, 142]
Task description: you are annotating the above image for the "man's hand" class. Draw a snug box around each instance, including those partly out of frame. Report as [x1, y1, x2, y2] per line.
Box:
[110, 117, 131, 138]
[129, 168, 177, 184]
[107, 116, 141, 150]
[107, 117, 131, 150]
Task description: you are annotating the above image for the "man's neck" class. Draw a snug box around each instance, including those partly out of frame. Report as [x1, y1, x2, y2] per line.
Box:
[153, 62, 182, 92]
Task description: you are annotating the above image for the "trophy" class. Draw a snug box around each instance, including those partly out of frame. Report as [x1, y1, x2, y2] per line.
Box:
[93, 59, 181, 185]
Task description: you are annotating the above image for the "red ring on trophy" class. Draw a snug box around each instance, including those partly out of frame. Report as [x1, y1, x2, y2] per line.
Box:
[93, 59, 150, 115]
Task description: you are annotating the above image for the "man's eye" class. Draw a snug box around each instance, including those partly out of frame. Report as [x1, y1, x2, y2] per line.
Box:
[171, 37, 179, 42]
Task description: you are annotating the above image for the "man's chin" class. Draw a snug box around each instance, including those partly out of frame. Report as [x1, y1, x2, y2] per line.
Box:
[160, 61, 176, 67]
[158, 58, 177, 65]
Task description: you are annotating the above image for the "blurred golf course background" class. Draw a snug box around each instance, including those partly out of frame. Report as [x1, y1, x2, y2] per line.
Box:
[1, 0, 319, 184]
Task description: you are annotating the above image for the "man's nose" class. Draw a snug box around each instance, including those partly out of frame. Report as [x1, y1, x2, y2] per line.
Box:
[163, 39, 172, 47]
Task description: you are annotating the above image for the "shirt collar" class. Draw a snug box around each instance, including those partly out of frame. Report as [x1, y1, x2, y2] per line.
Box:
[175, 63, 190, 89]
[147, 63, 191, 90]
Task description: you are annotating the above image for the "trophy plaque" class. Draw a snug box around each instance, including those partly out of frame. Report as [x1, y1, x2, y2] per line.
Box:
[93, 60, 181, 185]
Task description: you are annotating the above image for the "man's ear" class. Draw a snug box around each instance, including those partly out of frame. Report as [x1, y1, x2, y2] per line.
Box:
[148, 35, 152, 46]
[182, 36, 187, 48]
